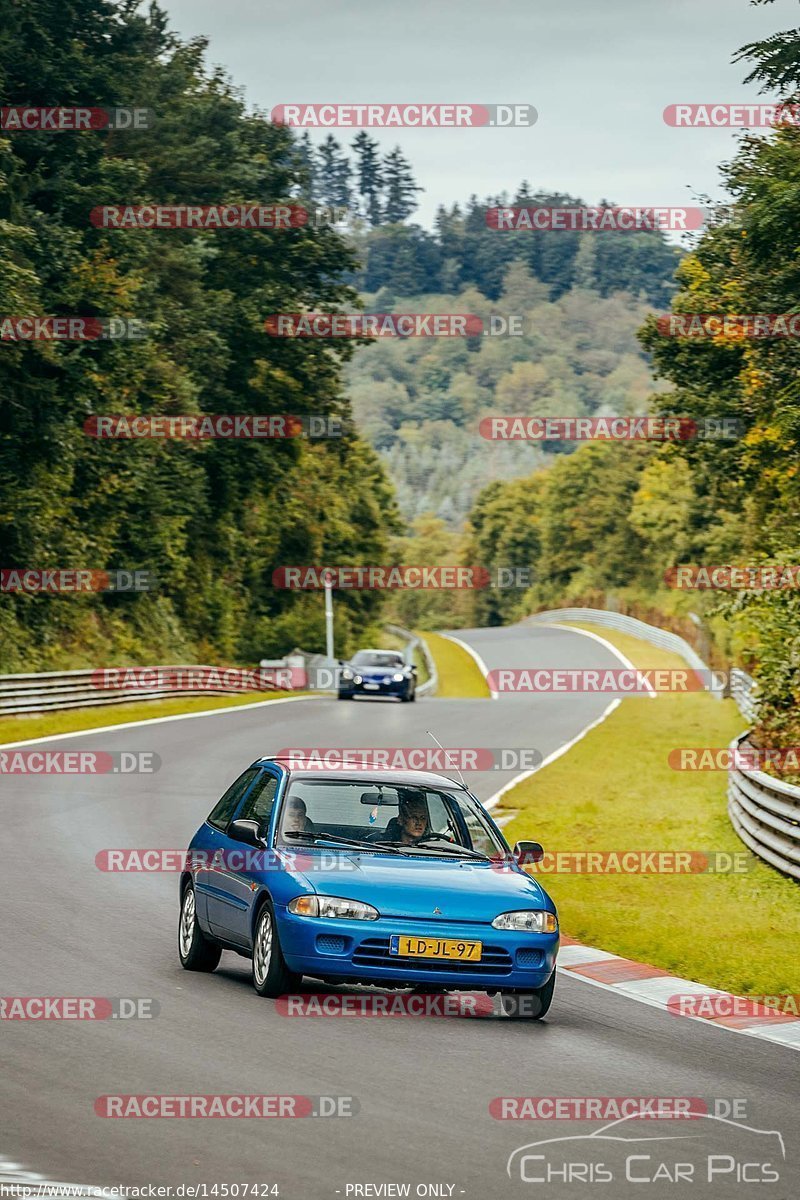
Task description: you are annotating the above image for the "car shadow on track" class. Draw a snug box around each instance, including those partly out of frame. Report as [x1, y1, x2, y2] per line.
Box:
[207, 951, 565, 1027]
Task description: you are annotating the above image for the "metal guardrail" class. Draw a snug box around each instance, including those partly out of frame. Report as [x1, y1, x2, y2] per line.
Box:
[385, 625, 438, 696]
[729, 667, 758, 723]
[0, 665, 289, 715]
[527, 607, 800, 882]
[0, 631, 437, 716]
[728, 733, 800, 883]
[525, 606, 723, 697]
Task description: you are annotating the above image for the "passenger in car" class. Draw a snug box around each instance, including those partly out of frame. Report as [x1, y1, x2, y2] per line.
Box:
[283, 796, 315, 834]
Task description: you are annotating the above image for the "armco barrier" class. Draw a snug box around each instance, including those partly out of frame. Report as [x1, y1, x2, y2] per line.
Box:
[0, 632, 436, 716]
[729, 666, 758, 723]
[525, 607, 723, 697]
[728, 734, 800, 883]
[0, 666, 289, 715]
[527, 607, 800, 883]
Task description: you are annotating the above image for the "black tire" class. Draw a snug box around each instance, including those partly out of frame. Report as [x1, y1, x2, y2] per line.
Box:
[178, 882, 222, 972]
[401, 686, 416, 702]
[252, 899, 299, 998]
[338, 691, 353, 700]
[500, 971, 556, 1020]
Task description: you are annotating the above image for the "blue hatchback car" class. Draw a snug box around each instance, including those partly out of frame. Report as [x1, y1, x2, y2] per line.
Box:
[179, 758, 559, 1018]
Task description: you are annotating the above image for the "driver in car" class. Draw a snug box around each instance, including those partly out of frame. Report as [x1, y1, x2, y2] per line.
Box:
[382, 791, 430, 844]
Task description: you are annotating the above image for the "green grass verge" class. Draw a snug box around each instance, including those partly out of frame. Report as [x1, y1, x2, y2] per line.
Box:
[0, 690, 315, 746]
[499, 621, 800, 996]
[422, 632, 491, 699]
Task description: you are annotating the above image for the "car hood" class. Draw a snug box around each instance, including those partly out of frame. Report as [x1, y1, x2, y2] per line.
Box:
[285, 852, 552, 922]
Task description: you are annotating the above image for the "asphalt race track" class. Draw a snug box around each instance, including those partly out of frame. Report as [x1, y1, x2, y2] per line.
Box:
[2, 622, 798, 1198]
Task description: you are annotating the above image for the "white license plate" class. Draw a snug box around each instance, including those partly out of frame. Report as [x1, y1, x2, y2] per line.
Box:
[363, 682, 380, 690]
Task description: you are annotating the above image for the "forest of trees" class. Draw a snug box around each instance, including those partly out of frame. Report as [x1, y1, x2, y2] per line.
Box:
[345, 265, 667, 523]
[4, 0, 798, 748]
[0, 0, 685, 669]
[0, 0, 398, 670]
[458, 4, 800, 744]
[294, 133, 683, 303]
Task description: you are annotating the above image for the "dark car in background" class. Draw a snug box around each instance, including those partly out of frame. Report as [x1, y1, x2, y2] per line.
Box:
[338, 649, 417, 702]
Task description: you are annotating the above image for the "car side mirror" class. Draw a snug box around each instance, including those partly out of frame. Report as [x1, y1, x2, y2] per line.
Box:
[227, 818, 264, 847]
[513, 840, 543, 866]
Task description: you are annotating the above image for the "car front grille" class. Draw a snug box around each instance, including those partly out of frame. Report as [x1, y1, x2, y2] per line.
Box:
[352, 937, 513, 975]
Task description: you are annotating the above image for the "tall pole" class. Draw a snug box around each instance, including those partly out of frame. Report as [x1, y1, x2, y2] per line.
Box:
[324, 576, 334, 664]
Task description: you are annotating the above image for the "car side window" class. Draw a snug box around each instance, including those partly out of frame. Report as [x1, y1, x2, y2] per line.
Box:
[207, 768, 259, 831]
[237, 772, 279, 827]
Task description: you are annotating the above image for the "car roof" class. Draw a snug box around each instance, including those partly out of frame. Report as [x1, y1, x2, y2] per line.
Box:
[256, 756, 468, 791]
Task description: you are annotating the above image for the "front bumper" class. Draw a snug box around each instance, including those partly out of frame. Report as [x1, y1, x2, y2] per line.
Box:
[276, 909, 558, 989]
[339, 677, 409, 697]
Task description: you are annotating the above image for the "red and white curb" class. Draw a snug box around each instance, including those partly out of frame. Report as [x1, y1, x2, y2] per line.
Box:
[558, 937, 800, 1050]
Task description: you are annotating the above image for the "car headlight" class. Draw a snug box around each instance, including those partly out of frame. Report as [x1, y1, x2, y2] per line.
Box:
[492, 910, 558, 933]
[353, 674, 362, 684]
[288, 895, 379, 920]
[340, 668, 353, 681]
[392, 673, 405, 682]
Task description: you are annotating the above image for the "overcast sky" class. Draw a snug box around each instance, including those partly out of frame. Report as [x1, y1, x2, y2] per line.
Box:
[160, 0, 798, 227]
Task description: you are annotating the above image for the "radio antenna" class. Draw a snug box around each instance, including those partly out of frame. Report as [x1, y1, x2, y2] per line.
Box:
[426, 730, 466, 789]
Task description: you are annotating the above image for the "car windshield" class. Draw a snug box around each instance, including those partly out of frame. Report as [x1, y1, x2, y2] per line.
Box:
[277, 779, 507, 857]
[351, 651, 404, 668]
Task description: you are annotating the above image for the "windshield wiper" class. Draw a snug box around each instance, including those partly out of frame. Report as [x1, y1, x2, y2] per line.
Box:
[372, 836, 490, 861]
[283, 830, 401, 854]
[415, 837, 492, 860]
